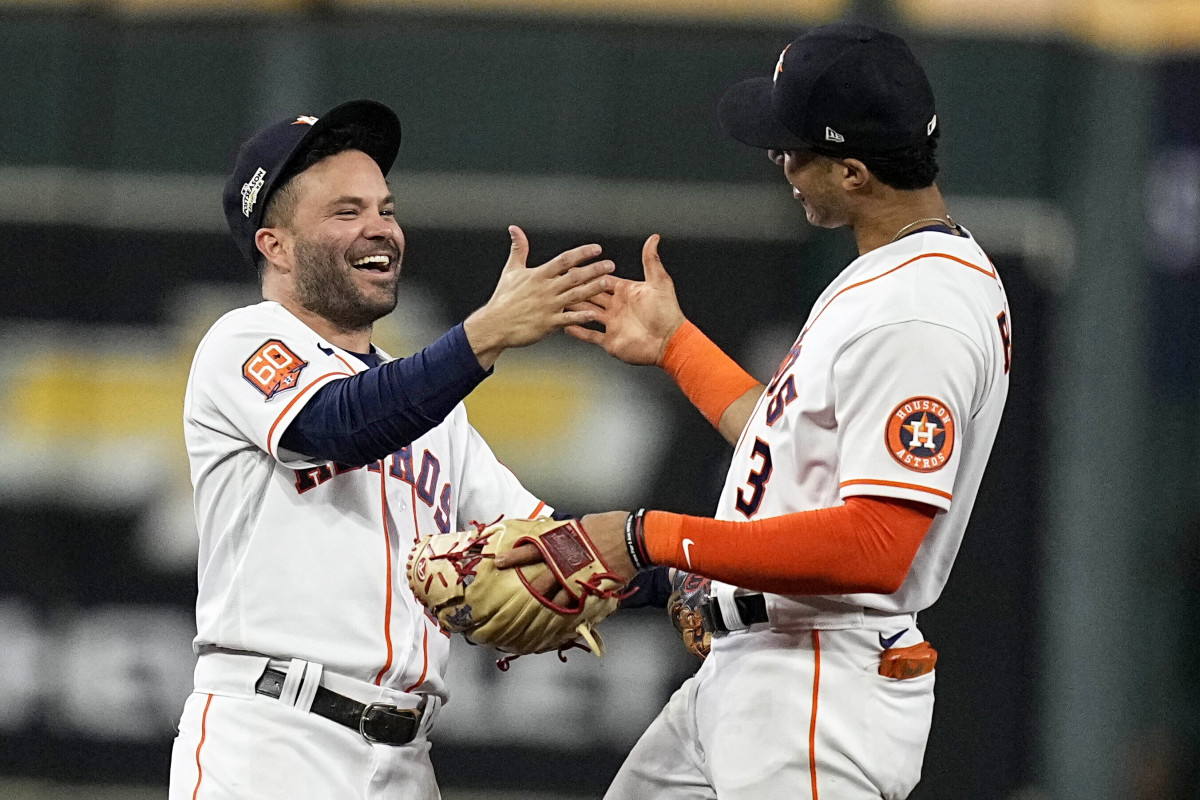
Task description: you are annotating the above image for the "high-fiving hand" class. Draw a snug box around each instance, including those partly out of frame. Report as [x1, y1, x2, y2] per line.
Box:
[564, 234, 686, 366]
[464, 225, 615, 369]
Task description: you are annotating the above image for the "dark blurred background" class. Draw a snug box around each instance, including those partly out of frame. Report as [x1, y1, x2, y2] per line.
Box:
[0, 1, 1197, 798]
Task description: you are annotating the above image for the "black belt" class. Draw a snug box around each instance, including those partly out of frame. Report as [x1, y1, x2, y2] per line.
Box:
[698, 593, 769, 633]
[254, 668, 421, 746]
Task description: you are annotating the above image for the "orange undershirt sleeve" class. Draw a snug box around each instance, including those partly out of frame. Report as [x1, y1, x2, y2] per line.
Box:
[642, 497, 937, 596]
[661, 320, 762, 429]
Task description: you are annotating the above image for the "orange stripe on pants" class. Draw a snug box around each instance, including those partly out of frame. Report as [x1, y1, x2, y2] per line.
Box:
[192, 693, 214, 800]
[808, 631, 821, 800]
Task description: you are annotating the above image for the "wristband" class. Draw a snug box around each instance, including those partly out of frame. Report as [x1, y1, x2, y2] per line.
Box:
[623, 508, 651, 571]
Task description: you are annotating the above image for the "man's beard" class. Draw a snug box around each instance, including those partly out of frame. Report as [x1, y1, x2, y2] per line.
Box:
[292, 235, 400, 332]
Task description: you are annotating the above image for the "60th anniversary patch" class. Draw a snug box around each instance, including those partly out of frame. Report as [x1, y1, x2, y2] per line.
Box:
[885, 396, 955, 473]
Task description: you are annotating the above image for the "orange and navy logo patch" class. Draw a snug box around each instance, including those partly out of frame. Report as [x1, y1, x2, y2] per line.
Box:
[242, 339, 308, 400]
[885, 396, 955, 473]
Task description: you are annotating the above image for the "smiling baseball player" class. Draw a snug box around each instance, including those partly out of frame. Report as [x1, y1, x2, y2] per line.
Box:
[500, 22, 1013, 799]
[169, 100, 613, 799]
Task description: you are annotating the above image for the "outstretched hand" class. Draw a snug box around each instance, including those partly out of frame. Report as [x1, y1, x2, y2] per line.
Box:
[565, 234, 686, 366]
[464, 225, 615, 369]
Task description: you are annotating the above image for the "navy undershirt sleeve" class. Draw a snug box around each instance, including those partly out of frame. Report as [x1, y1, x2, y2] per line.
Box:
[620, 567, 673, 609]
[279, 323, 488, 466]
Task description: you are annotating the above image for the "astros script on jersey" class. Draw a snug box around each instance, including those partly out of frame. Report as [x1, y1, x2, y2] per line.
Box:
[183, 300, 550, 697]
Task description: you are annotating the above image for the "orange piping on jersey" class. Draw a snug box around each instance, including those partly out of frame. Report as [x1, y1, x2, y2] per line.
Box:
[839, 479, 952, 502]
[530, 500, 547, 518]
[404, 624, 431, 693]
[331, 352, 359, 374]
[802, 253, 996, 339]
[809, 631, 821, 800]
[410, 485, 420, 544]
[643, 497, 936, 596]
[374, 468, 395, 686]
[192, 693, 213, 800]
[265, 371, 352, 457]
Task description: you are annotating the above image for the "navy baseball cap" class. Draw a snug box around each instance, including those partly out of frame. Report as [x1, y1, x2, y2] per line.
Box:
[222, 99, 402, 264]
[718, 22, 937, 157]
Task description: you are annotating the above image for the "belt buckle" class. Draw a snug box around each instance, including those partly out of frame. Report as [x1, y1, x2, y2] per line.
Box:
[359, 702, 420, 746]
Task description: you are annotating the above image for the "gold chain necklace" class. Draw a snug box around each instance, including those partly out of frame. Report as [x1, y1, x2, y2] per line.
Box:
[890, 215, 956, 243]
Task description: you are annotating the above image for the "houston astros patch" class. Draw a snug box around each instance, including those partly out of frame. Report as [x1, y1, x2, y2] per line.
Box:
[242, 339, 308, 400]
[885, 396, 955, 473]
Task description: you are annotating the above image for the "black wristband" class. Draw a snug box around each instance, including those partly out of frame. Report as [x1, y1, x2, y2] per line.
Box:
[624, 508, 650, 571]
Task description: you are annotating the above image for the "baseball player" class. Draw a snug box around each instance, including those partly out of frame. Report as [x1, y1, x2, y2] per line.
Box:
[500, 22, 1012, 799]
[168, 100, 614, 799]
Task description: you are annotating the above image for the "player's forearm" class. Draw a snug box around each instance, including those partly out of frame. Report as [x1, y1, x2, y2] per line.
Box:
[279, 323, 488, 465]
[636, 497, 936, 595]
[717, 389, 763, 443]
[660, 321, 763, 446]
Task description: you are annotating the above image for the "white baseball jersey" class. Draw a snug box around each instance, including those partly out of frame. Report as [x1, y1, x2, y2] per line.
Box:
[713, 229, 1011, 627]
[183, 300, 548, 700]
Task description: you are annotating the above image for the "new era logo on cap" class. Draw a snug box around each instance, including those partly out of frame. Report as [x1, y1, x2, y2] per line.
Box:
[927, 115, 937, 136]
[241, 167, 267, 218]
[825, 127, 845, 143]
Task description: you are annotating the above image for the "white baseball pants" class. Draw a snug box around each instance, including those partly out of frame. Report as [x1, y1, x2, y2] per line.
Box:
[168, 653, 441, 800]
[605, 625, 935, 800]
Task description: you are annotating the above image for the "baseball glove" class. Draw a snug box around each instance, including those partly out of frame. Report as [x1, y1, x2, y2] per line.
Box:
[407, 517, 627, 668]
[668, 571, 713, 660]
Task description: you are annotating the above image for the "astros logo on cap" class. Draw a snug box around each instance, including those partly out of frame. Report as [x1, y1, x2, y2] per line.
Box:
[885, 396, 955, 472]
[293, 115, 319, 126]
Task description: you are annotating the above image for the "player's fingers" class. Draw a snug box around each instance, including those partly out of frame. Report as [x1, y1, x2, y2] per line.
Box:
[494, 542, 542, 569]
[502, 225, 530, 272]
[554, 309, 599, 329]
[565, 324, 605, 345]
[566, 298, 607, 315]
[641, 234, 672, 285]
[538, 243, 604, 276]
[559, 275, 614, 308]
[588, 289, 614, 310]
[566, 291, 615, 316]
[552, 259, 614, 290]
[526, 569, 561, 599]
[565, 301, 610, 327]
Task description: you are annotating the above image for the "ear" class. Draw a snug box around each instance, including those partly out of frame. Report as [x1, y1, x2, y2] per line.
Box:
[838, 158, 871, 192]
[255, 227, 291, 272]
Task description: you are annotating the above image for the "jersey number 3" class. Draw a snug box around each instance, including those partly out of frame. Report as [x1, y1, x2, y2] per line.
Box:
[736, 438, 773, 517]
